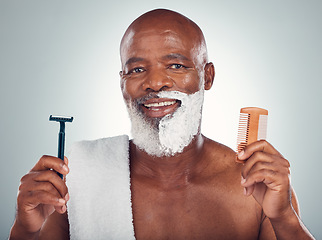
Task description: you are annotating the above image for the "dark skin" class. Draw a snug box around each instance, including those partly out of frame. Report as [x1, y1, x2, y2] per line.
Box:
[129, 137, 268, 240]
[9, 9, 314, 240]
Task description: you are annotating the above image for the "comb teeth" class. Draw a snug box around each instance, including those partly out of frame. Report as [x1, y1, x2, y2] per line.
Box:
[236, 107, 268, 153]
[237, 113, 250, 152]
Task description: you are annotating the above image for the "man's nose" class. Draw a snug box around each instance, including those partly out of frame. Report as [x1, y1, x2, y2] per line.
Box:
[142, 70, 174, 92]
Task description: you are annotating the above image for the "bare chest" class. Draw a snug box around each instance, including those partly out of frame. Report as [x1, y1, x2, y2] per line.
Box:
[131, 180, 262, 240]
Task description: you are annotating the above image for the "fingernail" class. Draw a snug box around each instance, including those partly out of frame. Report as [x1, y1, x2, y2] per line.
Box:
[244, 187, 247, 196]
[58, 198, 66, 204]
[241, 176, 246, 184]
[238, 150, 244, 159]
[65, 193, 70, 201]
[62, 205, 67, 212]
[62, 164, 69, 172]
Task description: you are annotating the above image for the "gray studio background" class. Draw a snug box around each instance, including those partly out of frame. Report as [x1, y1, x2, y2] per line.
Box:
[1, 0, 321, 238]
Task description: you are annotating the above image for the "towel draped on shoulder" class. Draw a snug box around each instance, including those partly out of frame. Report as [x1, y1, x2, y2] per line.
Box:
[66, 135, 135, 240]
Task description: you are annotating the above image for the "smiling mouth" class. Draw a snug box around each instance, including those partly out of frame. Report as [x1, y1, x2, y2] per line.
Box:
[141, 98, 181, 118]
[143, 100, 177, 109]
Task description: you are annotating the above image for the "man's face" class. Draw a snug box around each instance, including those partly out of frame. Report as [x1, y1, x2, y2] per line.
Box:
[120, 26, 206, 118]
[119, 23, 208, 156]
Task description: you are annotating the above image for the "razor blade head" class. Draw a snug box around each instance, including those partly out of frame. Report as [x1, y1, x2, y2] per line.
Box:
[49, 115, 73, 122]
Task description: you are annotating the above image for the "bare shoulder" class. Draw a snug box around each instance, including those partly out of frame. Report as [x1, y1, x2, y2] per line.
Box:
[39, 211, 69, 240]
[199, 136, 244, 193]
[188, 136, 267, 238]
[202, 135, 235, 157]
[202, 135, 241, 175]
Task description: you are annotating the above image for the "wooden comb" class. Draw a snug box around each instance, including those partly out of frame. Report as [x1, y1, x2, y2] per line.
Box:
[236, 107, 268, 156]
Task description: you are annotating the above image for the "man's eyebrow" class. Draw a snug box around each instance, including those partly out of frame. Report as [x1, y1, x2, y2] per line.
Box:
[162, 53, 190, 61]
[125, 57, 144, 66]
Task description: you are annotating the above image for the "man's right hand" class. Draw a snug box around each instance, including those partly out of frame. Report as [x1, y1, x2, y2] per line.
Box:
[10, 155, 69, 239]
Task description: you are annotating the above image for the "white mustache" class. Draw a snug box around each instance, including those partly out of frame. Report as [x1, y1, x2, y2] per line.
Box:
[157, 91, 189, 101]
[136, 91, 189, 106]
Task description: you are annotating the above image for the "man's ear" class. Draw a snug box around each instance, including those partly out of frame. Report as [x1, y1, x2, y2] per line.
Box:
[204, 62, 215, 90]
[120, 71, 125, 91]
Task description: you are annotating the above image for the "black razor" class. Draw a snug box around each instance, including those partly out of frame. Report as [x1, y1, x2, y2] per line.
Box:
[49, 115, 73, 179]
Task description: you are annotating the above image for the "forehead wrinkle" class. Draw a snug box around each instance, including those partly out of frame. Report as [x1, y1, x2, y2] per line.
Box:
[162, 53, 190, 61]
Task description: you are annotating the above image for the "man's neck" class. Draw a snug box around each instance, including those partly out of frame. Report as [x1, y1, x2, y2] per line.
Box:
[129, 134, 208, 189]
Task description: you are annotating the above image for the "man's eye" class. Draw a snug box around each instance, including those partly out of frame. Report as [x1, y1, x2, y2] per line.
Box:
[129, 67, 145, 74]
[169, 64, 185, 69]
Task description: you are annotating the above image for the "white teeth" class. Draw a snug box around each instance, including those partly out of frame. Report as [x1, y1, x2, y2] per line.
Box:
[144, 100, 176, 108]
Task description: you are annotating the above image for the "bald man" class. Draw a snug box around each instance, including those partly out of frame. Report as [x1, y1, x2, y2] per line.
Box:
[9, 9, 314, 240]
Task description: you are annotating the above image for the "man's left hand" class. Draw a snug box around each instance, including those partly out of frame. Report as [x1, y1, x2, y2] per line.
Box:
[238, 140, 293, 219]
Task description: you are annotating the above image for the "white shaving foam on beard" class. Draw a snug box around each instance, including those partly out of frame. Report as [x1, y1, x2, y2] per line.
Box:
[126, 89, 204, 157]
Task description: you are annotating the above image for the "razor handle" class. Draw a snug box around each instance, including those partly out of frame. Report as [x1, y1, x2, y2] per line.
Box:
[57, 122, 66, 179]
[49, 115, 73, 179]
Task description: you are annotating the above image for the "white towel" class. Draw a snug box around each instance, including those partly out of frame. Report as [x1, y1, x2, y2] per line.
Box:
[66, 135, 135, 240]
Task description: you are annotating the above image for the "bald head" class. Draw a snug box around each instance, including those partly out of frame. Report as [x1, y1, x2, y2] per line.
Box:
[120, 9, 208, 69]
